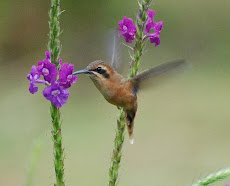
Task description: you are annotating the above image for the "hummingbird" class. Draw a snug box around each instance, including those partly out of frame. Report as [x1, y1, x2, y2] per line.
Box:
[73, 59, 186, 144]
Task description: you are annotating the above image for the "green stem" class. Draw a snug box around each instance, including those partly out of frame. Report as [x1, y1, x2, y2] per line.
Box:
[48, 0, 61, 66]
[191, 167, 230, 186]
[129, 0, 152, 78]
[108, 1, 152, 185]
[108, 109, 126, 186]
[50, 104, 65, 186]
[48, 0, 65, 185]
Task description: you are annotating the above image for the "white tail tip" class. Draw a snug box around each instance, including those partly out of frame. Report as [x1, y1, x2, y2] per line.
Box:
[129, 138, 134, 144]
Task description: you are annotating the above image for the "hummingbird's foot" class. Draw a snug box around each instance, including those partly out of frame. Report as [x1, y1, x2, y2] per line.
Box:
[117, 106, 121, 110]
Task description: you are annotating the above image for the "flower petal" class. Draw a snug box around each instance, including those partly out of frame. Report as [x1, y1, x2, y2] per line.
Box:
[59, 63, 78, 88]
[147, 33, 161, 46]
[154, 21, 164, 32]
[118, 17, 137, 43]
[27, 65, 42, 94]
[45, 51, 51, 61]
[42, 82, 69, 108]
[144, 9, 164, 47]
[29, 82, 38, 94]
[37, 60, 57, 83]
[147, 10, 156, 19]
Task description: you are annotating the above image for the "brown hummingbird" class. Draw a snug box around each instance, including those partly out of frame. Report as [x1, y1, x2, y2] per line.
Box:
[73, 59, 186, 144]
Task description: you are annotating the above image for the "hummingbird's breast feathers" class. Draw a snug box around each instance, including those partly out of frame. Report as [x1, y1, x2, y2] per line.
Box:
[98, 77, 137, 110]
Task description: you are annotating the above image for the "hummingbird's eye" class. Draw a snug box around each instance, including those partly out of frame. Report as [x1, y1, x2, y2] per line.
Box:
[94, 66, 109, 78]
[96, 67, 102, 73]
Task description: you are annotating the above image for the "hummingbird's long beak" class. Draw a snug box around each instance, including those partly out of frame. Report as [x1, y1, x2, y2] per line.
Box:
[73, 69, 90, 75]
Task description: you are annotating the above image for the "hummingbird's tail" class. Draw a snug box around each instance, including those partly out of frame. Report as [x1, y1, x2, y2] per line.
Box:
[125, 108, 137, 144]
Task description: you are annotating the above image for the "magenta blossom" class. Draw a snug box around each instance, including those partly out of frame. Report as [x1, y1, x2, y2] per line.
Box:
[118, 17, 137, 43]
[59, 57, 63, 66]
[147, 33, 161, 46]
[37, 59, 57, 83]
[27, 51, 77, 108]
[145, 10, 156, 33]
[27, 65, 46, 94]
[45, 51, 51, 60]
[59, 63, 78, 88]
[145, 9, 164, 33]
[43, 81, 69, 108]
[145, 9, 164, 47]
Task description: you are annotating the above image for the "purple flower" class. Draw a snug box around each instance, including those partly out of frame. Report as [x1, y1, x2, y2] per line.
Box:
[28, 81, 38, 94]
[145, 10, 156, 33]
[59, 63, 78, 88]
[43, 81, 69, 108]
[154, 21, 164, 32]
[27, 51, 77, 108]
[37, 59, 57, 83]
[118, 17, 137, 43]
[45, 51, 51, 61]
[145, 9, 164, 47]
[147, 33, 161, 46]
[59, 57, 63, 66]
[27, 65, 46, 94]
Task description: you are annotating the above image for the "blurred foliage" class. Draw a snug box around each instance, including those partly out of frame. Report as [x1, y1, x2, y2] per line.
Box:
[0, 0, 230, 185]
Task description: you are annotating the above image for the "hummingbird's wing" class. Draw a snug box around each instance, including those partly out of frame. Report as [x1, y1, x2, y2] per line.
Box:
[104, 30, 125, 73]
[130, 59, 188, 94]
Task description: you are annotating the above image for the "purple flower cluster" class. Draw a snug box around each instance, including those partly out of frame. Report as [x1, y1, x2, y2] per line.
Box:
[118, 9, 164, 46]
[145, 10, 164, 46]
[118, 17, 137, 43]
[27, 51, 77, 108]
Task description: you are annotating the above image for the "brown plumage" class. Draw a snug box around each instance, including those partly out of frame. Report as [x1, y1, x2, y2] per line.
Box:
[73, 59, 186, 144]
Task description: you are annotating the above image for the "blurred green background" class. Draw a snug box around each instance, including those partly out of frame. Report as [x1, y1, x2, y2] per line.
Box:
[0, 0, 230, 185]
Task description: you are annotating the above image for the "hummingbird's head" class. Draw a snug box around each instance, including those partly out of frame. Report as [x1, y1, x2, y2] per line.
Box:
[73, 60, 123, 96]
[73, 60, 115, 81]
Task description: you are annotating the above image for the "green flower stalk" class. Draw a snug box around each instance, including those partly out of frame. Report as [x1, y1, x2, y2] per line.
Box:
[50, 104, 65, 186]
[48, 0, 65, 185]
[129, 0, 153, 78]
[48, 0, 62, 67]
[191, 167, 230, 186]
[27, 0, 77, 184]
[108, 108, 126, 186]
[108, 0, 154, 185]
